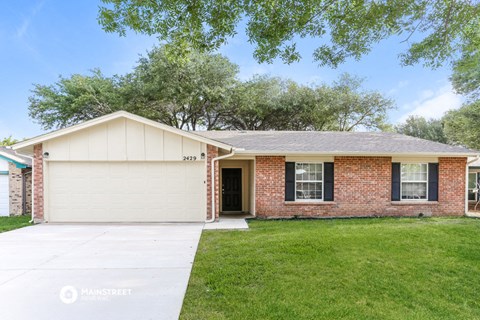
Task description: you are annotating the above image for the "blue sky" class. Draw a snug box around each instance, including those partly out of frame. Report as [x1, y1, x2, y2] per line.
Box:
[0, 0, 463, 139]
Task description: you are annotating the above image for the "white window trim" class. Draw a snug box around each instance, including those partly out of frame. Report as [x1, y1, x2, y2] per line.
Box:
[400, 162, 428, 201]
[468, 172, 478, 202]
[294, 162, 324, 202]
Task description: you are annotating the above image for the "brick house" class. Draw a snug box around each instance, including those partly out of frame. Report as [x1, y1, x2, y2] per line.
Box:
[12, 111, 477, 223]
[0, 147, 32, 216]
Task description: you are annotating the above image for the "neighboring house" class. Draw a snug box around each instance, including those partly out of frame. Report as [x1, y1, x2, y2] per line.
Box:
[12, 111, 477, 223]
[0, 147, 32, 216]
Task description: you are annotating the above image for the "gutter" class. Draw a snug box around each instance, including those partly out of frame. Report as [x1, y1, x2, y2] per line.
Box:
[232, 150, 478, 157]
[465, 155, 480, 215]
[206, 149, 235, 223]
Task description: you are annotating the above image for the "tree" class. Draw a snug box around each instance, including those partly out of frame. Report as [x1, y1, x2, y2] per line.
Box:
[451, 33, 480, 100]
[225, 75, 284, 130]
[29, 45, 392, 132]
[323, 74, 393, 131]
[29, 70, 124, 130]
[443, 102, 480, 149]
[0, 136, 19, 146]
[131, 46, 238, 130]
[226, 73, 393, 131]
[395, 115, 448, 143]
[29, 47, 239, 131]
[98, 0, 480, 68]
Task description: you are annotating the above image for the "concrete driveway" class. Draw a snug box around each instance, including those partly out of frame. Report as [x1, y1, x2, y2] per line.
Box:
[0, 223, 204, 320]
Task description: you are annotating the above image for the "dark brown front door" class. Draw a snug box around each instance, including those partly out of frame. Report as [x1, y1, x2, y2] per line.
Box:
[222, 168, 242, 211]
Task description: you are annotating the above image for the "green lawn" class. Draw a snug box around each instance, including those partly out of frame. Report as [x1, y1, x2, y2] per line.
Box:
[0, 215, 31, 233]
[181, 218, 480, 320]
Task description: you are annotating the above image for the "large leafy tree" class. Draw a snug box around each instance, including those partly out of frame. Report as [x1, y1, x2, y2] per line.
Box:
[226, 73, 393, 131]
[226, 75, 285, 130]
[451, 33, 480, 100]
[324, 74, 393, 131]
[445, 31, 480, 149]
[98, 0, 479, 68]
[29, 46, 393, 132]
[395, 115, 448, 143]
[29, 47, 238, 130]
[29, 70, 124, 130]
[131, 46, 239, 130]
[443, 102, 480, 149]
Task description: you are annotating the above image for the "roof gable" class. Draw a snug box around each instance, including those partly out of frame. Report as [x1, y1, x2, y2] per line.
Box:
[13, 111, 232, 153]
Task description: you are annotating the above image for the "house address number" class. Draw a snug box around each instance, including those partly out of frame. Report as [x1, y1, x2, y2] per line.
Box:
[183, 156, 197, 161]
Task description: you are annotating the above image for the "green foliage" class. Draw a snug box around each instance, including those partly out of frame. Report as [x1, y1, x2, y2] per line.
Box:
[0, 136, 19, 146]
[98, 0, 480, 68]
[225, 73, 393, 131]
[451, 33, 480, 100]
[326, 74, 393, 131]
[443, 101, 480, 150]
[28, 46, 393, 132]
[395, 115, 448, 143]
[29, 69, 124, 130]
[131, 46, 239, 130]
[181, 218, 480, 319]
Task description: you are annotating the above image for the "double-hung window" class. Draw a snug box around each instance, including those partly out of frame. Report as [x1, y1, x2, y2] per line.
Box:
[401, 163, 428, 200]
[295, 163, 323, 200]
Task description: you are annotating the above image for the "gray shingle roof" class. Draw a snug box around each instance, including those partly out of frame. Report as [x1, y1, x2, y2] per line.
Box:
[193, 131, 477, 155]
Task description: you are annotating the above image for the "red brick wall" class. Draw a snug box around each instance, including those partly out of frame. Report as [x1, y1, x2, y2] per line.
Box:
[206, 145, 219, 220]
[255, 156, 467, 218]
[33, 144, 44, 221]
[334, 156, 391, 216]
[438, 157, 466, 215]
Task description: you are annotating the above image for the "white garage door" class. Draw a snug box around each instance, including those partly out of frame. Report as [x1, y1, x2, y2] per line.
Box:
[47, 162, 206, 222]
[0, 175, 8, 216]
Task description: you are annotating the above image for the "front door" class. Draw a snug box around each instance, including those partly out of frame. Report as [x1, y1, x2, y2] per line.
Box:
[222, 168, 242, 211]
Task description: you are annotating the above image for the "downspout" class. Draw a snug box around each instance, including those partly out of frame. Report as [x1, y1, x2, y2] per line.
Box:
[466, 155, 480, 215]
[206, 148, 235, 223]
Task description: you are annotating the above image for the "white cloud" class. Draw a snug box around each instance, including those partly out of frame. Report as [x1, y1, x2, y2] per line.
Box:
[387, 80, 409, 95]
[238, 64, 271, 80]
[14, 0, 45, 40]
[15, 19, 30, 39]
[398, 85, 463, 123]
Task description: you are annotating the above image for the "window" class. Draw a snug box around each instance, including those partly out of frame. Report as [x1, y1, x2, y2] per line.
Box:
[468, 172, 478, 201]
[401, 163, 428, 200]
[295, 163, 323, 200]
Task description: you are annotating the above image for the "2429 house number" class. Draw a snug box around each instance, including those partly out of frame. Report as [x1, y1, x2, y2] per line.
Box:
[183, 156, 197, 161]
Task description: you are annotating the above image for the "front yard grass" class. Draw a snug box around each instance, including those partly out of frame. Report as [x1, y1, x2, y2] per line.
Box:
[181, 218, 480, 320]
[0, 215, 31, 233]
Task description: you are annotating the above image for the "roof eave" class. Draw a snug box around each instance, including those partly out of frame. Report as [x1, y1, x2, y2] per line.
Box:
[0, 152, 31, 168]
[234, 150, 478, 157]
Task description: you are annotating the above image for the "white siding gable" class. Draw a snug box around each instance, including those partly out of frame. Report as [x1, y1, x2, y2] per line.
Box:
[43, 118, 206, 162]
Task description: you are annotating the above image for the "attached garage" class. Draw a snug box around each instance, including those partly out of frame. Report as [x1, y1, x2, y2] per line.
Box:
[48, 161, 206, 222]
[13, 112, 231, 223]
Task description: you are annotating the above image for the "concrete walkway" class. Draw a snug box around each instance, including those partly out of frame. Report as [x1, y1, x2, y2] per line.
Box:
[466, 211, 480, 218]
[203, 215, 251, 230]
[0, 223, 203, 320]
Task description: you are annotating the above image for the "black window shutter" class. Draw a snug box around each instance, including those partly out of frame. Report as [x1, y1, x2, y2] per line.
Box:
[391, 163, 401, 201]
[428, 163, 439, 201]
[285, 162, 295, 201]
[324, 162, 334, 201]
